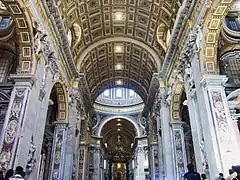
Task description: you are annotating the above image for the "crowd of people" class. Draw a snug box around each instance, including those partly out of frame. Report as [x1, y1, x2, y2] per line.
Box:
[183, 163, 240, 180]
[0, 166, 25, 180]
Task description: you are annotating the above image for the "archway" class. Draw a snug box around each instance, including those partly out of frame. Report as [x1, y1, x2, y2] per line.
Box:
[38, 82, 67, 180]
[100, 118, 138, 180]
[0, 7, 26, 170]
[0, 4, 24, 137]
[0, 0, 34, 73]
[202, 0, 235, 73]
[97, 115, 141, 138]
[227, 89, 240, 150]
[171, 83, 196, 178]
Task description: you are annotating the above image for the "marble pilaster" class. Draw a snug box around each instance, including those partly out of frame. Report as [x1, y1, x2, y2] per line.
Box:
[0, 75, 34, 169]
[197, 75, 240, 178]
[154, 98, 164, 180]
[43, 138, 53, 180]
[91, 146, 101, 180]
[63, 88, 81, 180]
[171, 121, 188, 180]
[184, 89, 206, 173]
[49, 123, 67, 180]
[232, 120, 240, 150]
[158, 88, 175, 180]
[134, 146, 148, 180]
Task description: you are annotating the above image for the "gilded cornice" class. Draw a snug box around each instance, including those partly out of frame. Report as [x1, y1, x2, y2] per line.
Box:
[41, 0, 79, 79]
[34, 0, 72, 85]
[201, 0, 235, 74]
[93, 103, 144, 114]
[159, 0, 197, 80]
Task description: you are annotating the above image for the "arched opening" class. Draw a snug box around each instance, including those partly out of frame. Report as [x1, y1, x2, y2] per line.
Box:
[0, 8, 20, 138]
[0, 0, 34, 73]
[180, 92, 195, 166]
[218, 1, 240, 153]
[226, 90, 240, 150]
[38, 87, 58, 180]
[100, 118, 138, 180]
[38, 82, 67, 180]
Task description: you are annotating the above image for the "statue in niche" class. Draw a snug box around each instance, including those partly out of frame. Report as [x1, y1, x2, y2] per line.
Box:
[0, 150, 11, 169]
[33, 21, 43, 57]
[26, 136, 36, 174]
[92, 116, 98, 128]
[11, 100, 22, 118]
[200, 139, 208, 171]
[196, 25, 203, 52]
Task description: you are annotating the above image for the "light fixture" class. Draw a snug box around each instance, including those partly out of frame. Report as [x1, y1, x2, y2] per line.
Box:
[117, 163, 122, 169]
[116, 80, 123, 85]
[115, 63, 123, 70]
[117, 128, 120, 131]
[116, 123, 121, 126]
[114, 44, 124, 53]
[114, 12, 124, 21]
[117, 119, 121, 122]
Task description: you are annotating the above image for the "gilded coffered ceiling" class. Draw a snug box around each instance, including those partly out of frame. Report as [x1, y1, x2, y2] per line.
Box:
[54, 0, 182, 100]
[80, 42, 158, 101]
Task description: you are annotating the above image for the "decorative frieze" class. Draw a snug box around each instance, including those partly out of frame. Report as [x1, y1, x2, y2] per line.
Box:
[78, 148, 85, 180]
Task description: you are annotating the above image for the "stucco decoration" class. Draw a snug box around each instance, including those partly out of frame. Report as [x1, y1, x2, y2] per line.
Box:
[1, 0, 34, 73]
[53, 82, 68, 122]
[208, 89, 238, 169]
[202, 0, 235, 73]
[171, 83, 184, 121]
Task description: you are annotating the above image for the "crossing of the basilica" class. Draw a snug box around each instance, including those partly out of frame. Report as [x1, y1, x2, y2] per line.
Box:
[0, 0, 240, 179]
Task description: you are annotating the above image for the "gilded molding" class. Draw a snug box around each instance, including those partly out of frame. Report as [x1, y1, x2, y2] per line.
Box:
[202, 0, 235, 74]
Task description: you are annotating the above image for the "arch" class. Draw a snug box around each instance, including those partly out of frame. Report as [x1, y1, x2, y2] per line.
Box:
[76, 36, 162, 72]
[71, 23, 82, 49]
[97, 115, 141, 137]
[227, 88, 240, 100]
[202, 0, 235, 73]
[2, 0, 34, 73]
[171, 83, 184, 121]
[51, 82, 68, 122]
[157, 23, 168, 52]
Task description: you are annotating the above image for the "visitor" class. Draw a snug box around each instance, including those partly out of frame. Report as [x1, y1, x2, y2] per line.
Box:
[201, 173, 207, 180]
[0, 170, 4, 180]
[183, 163, 201, 180]
[217, 173, 225, 180]
[226, 169, 237, 180]
[4, 169, 13, 180]
[9, 166, 24, 180]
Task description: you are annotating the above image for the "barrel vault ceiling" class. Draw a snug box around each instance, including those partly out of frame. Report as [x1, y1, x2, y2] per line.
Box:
[100, 118, 137, 161]
[55, 0, 182, 101]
